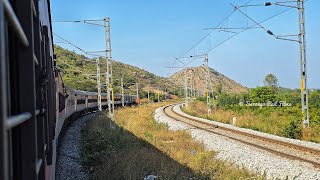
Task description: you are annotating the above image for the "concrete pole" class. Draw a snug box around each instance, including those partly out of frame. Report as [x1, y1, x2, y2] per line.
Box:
[205, 53, 211, 116]
[97, 57, 102, 111]
[184, 68, 188, 107]
[158, 87, 160, 102]
[121, 77, 124, 107]
[190, 84, 193, 100]
[104, 17, 113, 116]
[136, 83, 139, 105]
[297, 0, 309, 128]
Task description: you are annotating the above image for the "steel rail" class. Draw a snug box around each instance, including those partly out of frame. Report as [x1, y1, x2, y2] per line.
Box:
[172, 104, 320, 155]
[163, 104, 320, 169]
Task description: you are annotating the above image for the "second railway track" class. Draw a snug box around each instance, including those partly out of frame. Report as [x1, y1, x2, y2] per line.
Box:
[163, 104, 320, 169]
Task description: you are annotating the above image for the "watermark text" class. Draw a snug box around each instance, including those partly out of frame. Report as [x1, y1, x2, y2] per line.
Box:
[239, 101, 292, 108]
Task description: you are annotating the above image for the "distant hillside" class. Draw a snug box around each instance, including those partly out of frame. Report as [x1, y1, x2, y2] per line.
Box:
[169, 65, 248, 94]
[54, 45, 178, 97]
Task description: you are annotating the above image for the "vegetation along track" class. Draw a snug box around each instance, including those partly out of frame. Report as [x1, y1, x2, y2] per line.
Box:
[163, 104, 320, 169]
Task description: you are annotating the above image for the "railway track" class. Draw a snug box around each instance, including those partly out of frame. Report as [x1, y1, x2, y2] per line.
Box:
[163, 104, 320, 169]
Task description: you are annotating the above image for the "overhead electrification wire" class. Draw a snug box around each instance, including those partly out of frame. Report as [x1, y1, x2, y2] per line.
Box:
[53, 19, 104, 22]
[236, 0, 309, 8]
[53, 33, 107, 58]
[53, 33, 87, 54]
[204, 6, 293, 54]
[172, 0, 257, 72]
[177, 0, 255, 61]
[52, 20, 83, 23]
[86, 53, 107, 58]
[181, 6, 294, 67]
[231, 3, 278, 38]
[203, 27, 261, 30]
[54, 41, 69, 44]
[178, 10, 236, 60]
[172, 10, 236, 68]
[53, 33, 108, 83]
[57, 59, 97, 82]
[52, 19, 106, 27]
[233, 0, 308, 43]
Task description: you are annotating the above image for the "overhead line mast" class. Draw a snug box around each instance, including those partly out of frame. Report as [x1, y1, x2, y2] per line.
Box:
[97, 57, 102, 111]
[104, 17, 114, 117]
[233, 0, 309, 127]
[184, 68, 189, 107]
[53, 18, 114, 115]
[190, 54, 210, 114]
[204, 53, 211, 116]
[121, 78, 124, 107]
[297, 0, 309, 127]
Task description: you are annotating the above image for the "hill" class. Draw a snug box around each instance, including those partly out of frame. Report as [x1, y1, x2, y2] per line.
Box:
[54, 45, 178, 98]
[169, 65, 248, 94]
[54, 46, 247, 97]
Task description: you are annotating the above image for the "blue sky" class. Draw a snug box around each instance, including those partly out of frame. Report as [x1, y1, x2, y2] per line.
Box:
[51, 0, 320, 89]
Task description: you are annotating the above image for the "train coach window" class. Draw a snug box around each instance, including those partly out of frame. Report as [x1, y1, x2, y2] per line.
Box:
[71, 98, 75, 105]
[59, 93, 65, 112]
[77, 99, 86, 104]
[88, 99, 97, 103]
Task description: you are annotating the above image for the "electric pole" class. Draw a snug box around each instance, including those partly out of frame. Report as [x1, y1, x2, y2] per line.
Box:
[232, 0, 309, 127]
[184, 68, 189, 107]
[189, 85, 192, 100]
[204, 53, 211, 116]
[190, 84, 193, 99]
[121, 77, 124, 107]
[158, 86, 160, 102]
[97, 57, 102, 111]
[104, 17, 114, 116]
[165, 87, 167, 100]
[193, 82, 196, 98]
[297, 0, 309, 127]
[136, 83, 139, 105]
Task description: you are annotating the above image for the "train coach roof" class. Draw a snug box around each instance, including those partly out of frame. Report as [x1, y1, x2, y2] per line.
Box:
[66, 88, 137, 97]
[73, 90, 98, 96]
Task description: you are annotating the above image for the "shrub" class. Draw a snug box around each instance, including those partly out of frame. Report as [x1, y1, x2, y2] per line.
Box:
[249, 86, 276, 103]
[282, 120, 302, 139]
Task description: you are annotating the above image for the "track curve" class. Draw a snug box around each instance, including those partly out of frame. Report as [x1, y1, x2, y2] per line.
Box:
[163, 104, 320, 169]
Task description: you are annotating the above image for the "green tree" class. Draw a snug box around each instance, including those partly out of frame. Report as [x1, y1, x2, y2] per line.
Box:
[309, 90, 320, 108]
[249, 87, 276, 103]
[264, 74, 278, 88]
[216, 83, 222, 95]
[217, 93, 240, 110]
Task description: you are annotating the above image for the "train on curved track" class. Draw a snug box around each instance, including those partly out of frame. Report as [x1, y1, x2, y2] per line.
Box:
[0, 0, 136, 179]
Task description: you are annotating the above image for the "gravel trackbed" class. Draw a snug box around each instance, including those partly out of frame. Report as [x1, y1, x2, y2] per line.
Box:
[56, 113, 97, 180]
[154, 104, 320, 180]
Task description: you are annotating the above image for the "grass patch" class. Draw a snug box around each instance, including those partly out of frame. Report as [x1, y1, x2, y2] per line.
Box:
[81, 101, 262, 179]
[182, 101, 320, 142]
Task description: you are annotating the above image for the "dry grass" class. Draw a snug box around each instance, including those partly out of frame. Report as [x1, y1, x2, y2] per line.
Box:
[81, 101, 262, 179]
[182, 101, 320, 142]
[302, 126, 320, 142]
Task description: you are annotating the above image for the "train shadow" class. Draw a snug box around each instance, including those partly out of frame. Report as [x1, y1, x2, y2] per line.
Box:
[81, 112, 209, 180]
